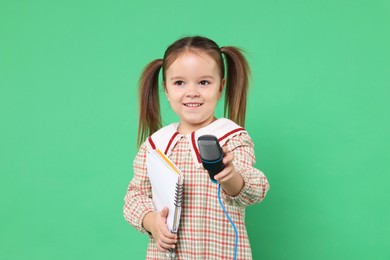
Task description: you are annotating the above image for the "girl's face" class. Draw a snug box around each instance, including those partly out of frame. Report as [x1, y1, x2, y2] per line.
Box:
[164, 51, 225, 134]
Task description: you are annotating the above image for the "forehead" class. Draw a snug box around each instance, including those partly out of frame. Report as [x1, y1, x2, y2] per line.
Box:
[165, 51, 219, 75]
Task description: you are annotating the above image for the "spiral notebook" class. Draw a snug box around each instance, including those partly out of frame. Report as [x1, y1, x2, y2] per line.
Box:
[146, 149, 184, 233]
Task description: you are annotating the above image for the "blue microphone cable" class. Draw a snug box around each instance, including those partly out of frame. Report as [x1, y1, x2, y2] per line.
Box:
[218, 184, 238, 260]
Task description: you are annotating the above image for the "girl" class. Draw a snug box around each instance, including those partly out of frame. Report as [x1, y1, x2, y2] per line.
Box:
[124, 36, 270, 259]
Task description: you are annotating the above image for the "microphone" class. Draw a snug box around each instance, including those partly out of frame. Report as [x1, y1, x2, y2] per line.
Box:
[198, 135, 239, 259]
[197, 135, 224, 183]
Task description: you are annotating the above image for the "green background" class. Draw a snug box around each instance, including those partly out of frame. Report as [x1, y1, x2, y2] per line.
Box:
[1, 0, 389, 259]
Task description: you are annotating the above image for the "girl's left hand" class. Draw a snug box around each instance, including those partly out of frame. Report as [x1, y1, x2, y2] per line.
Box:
[214, 146, 244, 196]
[213, 146, 237, 183]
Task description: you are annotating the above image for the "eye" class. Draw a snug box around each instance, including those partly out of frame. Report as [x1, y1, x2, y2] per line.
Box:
[199, 80, 209, 86]
[174, 80, 184, 86]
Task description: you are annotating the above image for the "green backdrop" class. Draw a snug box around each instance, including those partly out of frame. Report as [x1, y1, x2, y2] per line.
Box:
[1, 0, 389, 259]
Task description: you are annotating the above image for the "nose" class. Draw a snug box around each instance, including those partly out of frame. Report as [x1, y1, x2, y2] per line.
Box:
[185, 83, 200, 98]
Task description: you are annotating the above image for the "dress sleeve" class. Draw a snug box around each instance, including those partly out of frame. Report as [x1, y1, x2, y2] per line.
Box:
[221, 133, 270, 207]
[123, 143, 155, 235]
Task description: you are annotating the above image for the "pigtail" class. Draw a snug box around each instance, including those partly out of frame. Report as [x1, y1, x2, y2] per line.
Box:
[137, 59, 163, 146]
[220, 47, 251, 127]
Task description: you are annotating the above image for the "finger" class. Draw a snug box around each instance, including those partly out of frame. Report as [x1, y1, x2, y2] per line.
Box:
[156, 224, 177, 241]
[215, 164, 234, 182]
[158, 239, 176, 250]
[222, 145, 229, 154]
[156, 243, 169, 252]
[160, 229, 178, 241]
[160, 235, 178, 247]
[214, 168, 227, 182]
[157, 233, 177, 250]
[155, 231, 176, 252]
[156, 221, 177, 241]
[160, 207, 169, 218]
[218, 173, 234, 183]
[155, 215, 177, 240]
[223, 152, 234, 164]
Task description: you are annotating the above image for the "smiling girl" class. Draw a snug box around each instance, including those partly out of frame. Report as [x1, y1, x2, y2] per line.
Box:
[124, 36, 270, 259]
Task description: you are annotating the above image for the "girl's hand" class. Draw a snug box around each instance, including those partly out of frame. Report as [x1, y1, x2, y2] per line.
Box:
[214, 146, 244, 196]
[143, 208, 177, 252]
[214, 146, 236, 183]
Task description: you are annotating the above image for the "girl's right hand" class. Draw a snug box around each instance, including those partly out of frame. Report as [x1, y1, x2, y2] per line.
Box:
[143, 208, 177, 252]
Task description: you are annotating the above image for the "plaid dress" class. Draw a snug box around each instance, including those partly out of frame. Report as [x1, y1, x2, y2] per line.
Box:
[124, 119, 269, 259]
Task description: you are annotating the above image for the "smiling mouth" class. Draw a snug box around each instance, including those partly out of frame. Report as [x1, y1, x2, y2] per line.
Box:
[183, 103, 203, 107]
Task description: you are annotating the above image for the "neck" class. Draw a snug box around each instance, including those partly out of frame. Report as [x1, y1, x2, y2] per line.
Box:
[177, 117, 217, 135]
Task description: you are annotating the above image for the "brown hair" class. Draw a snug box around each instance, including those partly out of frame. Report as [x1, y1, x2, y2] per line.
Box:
[137, 36, 251, 146]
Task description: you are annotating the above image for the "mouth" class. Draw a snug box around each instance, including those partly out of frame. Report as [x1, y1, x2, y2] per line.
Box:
[183, 103, 203, 108]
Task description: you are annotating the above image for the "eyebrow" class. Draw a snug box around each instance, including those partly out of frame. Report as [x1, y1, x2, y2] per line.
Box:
[169, 75, 215, 80]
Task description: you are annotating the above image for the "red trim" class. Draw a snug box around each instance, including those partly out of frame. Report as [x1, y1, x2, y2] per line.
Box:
[164, 132, 179, 154]
[218, 127, 245, 142]
[148, 137, 156, 149]
[191, 132, 201, 163]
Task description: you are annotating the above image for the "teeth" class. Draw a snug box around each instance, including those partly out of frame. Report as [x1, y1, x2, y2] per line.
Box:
[185, 103, 201, 107]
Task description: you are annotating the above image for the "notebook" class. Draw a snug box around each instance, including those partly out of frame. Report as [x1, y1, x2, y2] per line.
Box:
[146, 149, 184, 233]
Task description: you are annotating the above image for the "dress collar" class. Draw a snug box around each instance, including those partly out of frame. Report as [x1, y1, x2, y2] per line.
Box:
[147, 118, 246, 167]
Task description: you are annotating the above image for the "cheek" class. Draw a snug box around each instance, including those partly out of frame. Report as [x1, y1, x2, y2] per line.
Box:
[166, 92, 182, 104]
[207, 89, 222, 102]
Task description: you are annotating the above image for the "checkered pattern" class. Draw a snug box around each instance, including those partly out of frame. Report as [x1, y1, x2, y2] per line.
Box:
[124, 132, 269, 259]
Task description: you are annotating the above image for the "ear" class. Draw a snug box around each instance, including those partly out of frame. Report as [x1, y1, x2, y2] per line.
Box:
[163, 81, 169, 101]
[163, 81, 168, 95]
[219, 78, 226, 98]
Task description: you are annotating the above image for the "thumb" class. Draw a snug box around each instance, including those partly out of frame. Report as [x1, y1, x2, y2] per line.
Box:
[160, 207, 169, 218]
[222, 145, 229, 154]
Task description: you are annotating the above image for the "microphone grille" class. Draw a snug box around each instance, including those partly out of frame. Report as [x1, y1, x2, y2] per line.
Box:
[198, 135, 221, 161]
